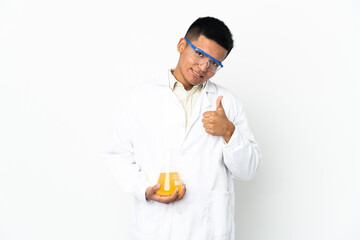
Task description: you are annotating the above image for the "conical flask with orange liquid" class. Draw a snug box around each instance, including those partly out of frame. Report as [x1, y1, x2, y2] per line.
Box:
[156, 148, 182, 196]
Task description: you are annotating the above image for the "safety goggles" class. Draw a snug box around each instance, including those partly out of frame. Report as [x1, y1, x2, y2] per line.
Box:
[185, 38, 223, 73]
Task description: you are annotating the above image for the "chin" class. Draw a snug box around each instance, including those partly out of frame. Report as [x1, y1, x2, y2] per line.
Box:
[187, 70, 206, 86]
[187, 77, 201, 87]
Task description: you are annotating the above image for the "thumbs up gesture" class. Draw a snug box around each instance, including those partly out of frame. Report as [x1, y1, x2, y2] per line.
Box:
[202, 96, 235, 143]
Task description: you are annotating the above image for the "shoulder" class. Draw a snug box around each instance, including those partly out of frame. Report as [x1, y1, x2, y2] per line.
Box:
[117, 73, 168, 111]
[122, 73, 167, 99]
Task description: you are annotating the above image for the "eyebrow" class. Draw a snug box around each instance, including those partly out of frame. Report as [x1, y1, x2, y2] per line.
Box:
[185, 38, 223, 67]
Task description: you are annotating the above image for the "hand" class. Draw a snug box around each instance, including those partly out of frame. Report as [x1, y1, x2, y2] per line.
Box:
[145, 183, 186, 204]
[202, 96, 235, 143]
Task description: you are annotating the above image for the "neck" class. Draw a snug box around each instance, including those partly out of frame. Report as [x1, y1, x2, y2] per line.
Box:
[172, 67, 193, 91]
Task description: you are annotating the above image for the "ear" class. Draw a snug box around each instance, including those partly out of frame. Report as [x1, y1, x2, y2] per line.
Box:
[177, 38, 187, 54]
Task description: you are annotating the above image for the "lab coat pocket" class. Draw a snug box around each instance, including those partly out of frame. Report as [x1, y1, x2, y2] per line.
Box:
[207, 191, 233, 239]
[132, 200, 160, 235]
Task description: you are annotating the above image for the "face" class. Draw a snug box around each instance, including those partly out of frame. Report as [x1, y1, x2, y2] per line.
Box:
[173, 35, 228, 90]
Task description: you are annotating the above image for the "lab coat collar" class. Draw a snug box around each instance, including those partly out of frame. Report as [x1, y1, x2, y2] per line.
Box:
[168, 69, 205, 92]
[155, 69, 217, 94]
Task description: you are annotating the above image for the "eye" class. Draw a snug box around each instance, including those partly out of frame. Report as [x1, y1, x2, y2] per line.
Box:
[195, 50, 204, 57]
[210, 60, 219, 67]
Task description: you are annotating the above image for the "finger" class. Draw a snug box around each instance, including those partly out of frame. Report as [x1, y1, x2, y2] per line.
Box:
[203, 111, 216, 118]
[146, 184, 161, 200]
[216, 96, 224, 111]
[202, 118, 210, 123]
[155, 188, 179, 204]
[204, 127, 210, 134]
[205, 128, 215, 135]
[165, 188, 179, 204]
[203, 123, 211, 128]
[203, 111, 211, 118]
[176, 185, 186, 201]
[203, 117, 215, 124]
[151, 183, 161, 194]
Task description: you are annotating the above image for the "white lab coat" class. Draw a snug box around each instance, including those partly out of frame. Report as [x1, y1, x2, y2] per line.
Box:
[103, 71, 261, 240]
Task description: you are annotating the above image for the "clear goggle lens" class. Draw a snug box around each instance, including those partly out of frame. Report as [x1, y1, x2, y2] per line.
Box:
[189, 50, 222, 73]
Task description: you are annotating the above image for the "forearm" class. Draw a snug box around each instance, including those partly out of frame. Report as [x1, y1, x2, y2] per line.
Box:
[222, 126, 261, 180]
[103, 150, 150, 202]
[103, 102, 151, 202]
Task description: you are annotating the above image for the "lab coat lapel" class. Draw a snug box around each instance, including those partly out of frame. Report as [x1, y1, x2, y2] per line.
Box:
[183, 80, 217, 141]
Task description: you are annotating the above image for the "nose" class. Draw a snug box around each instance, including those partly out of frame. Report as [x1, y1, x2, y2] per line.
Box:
[198, 62, 209, 72]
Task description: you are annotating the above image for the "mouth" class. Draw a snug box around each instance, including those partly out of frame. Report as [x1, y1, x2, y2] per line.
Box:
[191, 69, 204, 79]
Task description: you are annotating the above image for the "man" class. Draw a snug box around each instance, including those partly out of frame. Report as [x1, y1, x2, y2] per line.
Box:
[104, 16, 261, 240]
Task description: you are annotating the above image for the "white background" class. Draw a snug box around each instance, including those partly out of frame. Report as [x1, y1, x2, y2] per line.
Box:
[1, 0, 359, 239]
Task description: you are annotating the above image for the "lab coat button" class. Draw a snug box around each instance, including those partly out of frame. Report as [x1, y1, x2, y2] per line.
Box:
[177, 210, 182, 214]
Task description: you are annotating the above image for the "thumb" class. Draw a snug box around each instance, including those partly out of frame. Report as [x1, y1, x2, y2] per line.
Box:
[216, 96, 224, 110]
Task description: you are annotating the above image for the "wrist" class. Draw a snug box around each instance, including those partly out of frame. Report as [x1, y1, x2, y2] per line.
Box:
[224, 121, 235, 143]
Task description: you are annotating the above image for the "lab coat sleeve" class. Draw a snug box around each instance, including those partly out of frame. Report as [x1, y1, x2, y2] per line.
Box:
[102, 101, 151, 202]
[222, 97, 262, 180]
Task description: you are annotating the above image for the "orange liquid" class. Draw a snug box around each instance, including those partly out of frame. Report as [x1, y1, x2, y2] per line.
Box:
[156, 172, 182, 196]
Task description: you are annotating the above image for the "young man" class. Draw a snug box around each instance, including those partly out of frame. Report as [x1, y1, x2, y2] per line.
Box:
[104, 17, 261, 240]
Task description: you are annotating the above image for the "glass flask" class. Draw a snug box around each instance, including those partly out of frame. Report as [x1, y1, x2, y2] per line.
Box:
[156, 148, 182, 196]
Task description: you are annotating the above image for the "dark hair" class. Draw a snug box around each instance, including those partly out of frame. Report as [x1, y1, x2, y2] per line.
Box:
[185, 16, 234, 57]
